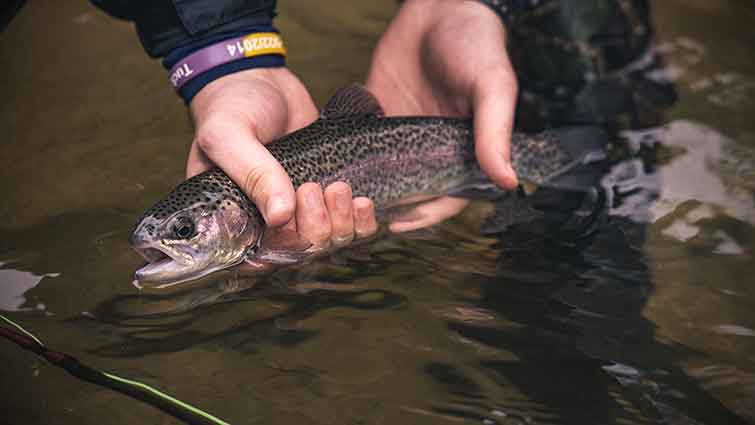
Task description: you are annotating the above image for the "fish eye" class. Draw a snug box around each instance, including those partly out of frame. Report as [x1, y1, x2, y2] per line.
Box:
[172, 217, 196, 239]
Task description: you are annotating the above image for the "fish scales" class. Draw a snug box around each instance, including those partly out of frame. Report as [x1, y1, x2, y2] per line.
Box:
[141, 117, 576, 223]
[270, 116, 476, 206]
[269, 116, 573, 208]
[131, 85, 595, 287]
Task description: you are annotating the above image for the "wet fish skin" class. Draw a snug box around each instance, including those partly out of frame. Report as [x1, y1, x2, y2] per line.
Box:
[139, 116, 574, 223]
[268, 116, 574, 205]
[130, 86, 589, 288]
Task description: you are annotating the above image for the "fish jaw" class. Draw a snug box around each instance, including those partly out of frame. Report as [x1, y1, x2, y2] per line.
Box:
[131, 236, 225, 288]
[129, 200, 262, 288]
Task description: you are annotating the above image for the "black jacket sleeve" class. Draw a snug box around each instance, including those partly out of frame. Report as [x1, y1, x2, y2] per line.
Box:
[475, 0, 521, 26]
[90, 0, 277, 58]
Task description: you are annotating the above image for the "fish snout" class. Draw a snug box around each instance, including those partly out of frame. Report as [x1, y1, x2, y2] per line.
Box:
[129, 220, 159, 248]
[128, 229, 149, 248]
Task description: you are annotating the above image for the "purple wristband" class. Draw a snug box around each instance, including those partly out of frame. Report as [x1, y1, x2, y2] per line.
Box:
[168, 32, 286, 90]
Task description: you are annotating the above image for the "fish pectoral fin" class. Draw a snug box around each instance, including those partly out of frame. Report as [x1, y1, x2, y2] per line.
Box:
[260, 227, 313, 252]
[253, 227, 317, 265]
[320, 83, 385, 119]
[254, 248, 314, 265]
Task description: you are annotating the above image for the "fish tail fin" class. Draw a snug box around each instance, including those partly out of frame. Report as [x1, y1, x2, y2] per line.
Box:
[479, 186, 608, 243]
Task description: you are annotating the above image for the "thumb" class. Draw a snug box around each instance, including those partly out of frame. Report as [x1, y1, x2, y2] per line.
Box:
[194, 119, 295, 227]
[472, 70, 519, 190]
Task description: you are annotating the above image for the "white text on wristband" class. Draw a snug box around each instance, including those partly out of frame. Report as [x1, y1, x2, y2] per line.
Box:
[169, 32, 287, 89]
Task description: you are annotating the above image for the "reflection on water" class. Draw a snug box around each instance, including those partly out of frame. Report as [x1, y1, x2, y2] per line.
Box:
[611, 120, 755, 225]
[1, 1, 754, 424]
[0, 261, 59, 312]
[77, 274, 407, 358]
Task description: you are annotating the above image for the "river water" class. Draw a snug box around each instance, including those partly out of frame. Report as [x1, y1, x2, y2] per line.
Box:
[1, 1, 754, 424]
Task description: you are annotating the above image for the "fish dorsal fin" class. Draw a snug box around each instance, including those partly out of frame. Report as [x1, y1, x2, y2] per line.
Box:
[320, 83, 384, 119]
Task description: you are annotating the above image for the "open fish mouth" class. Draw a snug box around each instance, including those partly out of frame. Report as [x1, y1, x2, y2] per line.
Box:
[131, 245, 193, 288]
[130, 241, 232, 288]
[135, 247, 171, 263]
[134, 247, 178, 274]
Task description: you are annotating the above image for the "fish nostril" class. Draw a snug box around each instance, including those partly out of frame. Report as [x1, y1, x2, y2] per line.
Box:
[129, 230, 149, 248]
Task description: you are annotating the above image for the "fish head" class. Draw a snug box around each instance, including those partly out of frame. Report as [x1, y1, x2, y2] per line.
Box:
[129, 170, 263, 288]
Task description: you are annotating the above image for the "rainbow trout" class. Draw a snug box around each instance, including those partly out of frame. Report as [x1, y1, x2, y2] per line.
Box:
[130, 84, 599, 288]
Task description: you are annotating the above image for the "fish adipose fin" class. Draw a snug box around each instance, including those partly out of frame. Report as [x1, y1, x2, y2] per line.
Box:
[321, 83, 385, 119]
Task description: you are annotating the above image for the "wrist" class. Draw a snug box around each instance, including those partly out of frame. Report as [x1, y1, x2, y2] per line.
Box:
[164, 27, 287, 104]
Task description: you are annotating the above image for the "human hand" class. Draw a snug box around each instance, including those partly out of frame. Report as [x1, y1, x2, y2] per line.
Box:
[189, 68, 378, 250]
[366, 0, 518, 232]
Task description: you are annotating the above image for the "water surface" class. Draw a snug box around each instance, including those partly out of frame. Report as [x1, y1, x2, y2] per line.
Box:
[1, 1, 754, 424]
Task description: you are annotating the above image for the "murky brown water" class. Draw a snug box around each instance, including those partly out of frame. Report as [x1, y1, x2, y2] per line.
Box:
[1, 1, 754, 424]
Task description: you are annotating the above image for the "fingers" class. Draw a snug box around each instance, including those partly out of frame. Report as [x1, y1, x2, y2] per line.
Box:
[294, 183, 379, 250]
[193, 119, 296, 227]
[388, 196, 468, 233]
[353, 197, 378, 238]
[295, 183, 332, 248]
[472, 67, 519, 190]
[367, 0, 519, 193]
[324, 182, 355, 247]
[186, 141, 214, 178]
[189, 68, 319, 228]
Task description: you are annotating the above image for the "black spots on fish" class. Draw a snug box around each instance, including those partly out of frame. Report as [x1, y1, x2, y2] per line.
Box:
[508, 131, 576, 184]
[146, 116, 480, 227]
[261, 116, 477, 205]
[143, 168, 223, 219]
